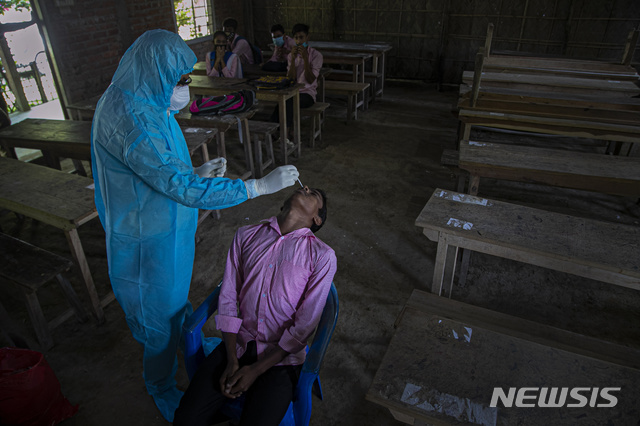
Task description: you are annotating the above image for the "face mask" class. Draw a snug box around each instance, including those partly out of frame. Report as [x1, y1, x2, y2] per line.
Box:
[169, 85, 190, 111]
[226, 31, 235, 40]
[301, 42, 308, 48]
[272, 36, 284, 47]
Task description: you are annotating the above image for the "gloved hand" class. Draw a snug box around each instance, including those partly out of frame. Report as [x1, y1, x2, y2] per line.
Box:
[244, 165, 299, 198]
[194, 157, 227, 178]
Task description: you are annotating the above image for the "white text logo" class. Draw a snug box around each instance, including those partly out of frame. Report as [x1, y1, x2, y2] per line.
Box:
[490, 387, 620, 408]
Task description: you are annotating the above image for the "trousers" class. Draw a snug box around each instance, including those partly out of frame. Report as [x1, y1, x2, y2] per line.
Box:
[173, 341, 301, 426]
[270, 93, 315, 129]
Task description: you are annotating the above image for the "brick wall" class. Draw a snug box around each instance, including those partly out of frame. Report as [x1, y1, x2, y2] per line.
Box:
[36, 0, 176, 109]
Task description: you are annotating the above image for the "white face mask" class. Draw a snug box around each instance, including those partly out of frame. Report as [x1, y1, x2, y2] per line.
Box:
[169, 85, 190, 111]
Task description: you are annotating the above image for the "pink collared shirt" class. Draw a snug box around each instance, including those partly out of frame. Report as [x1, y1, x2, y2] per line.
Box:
[230, 35, 254, 65]
[269, 36, 296, 62]
[205, 51, 243, 78]
[288, 46, 323, 100]
[215, 217, 337, 366]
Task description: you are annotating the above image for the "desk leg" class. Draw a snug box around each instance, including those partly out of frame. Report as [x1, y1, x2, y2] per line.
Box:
[240, 118, 255, 179]
[65, 228, 105, 324]
[216, 131, 227, 158]
[293, 92, 301, 158]
[379, 53, 386, 97]
[372, 54, 380, 97]
[279, 98, 288, 164]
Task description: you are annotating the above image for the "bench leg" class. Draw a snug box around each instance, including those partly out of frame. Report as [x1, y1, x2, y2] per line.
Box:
[347, 95, 355, 121]
[23, 290, 54, 350]
[253, 133, 264, 178]
[65, 228, 104, 324]
[458, 249, 472, 288]
[71, 159, 87, 177]
[56, 273, 89, 324]
[200, 143, 210, 163]
[266, 133, 275, 170]
[432, 233, 458, 296]
[468, 175, 480, 195]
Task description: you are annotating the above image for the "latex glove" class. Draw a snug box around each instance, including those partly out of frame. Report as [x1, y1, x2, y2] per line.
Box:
[194, 157, 227, 178]
[244, 165, 299, 198]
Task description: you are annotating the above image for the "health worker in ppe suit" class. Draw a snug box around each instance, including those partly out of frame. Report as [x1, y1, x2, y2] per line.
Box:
[90, 29, 299, 422]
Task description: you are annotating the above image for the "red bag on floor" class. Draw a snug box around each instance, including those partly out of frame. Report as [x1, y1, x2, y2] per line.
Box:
[0, 347, 78, 426]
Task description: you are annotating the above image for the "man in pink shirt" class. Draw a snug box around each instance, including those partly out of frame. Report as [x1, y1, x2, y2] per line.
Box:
[205, 31, 243, 78]
[270, 23, 323, 143]
[174, 186, 336, 426]
[223, 17, 255, 66]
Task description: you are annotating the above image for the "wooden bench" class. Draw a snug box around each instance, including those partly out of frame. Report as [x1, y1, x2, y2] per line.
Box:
[301, 102, 330, 148]
[458, 140, 640, 197]
[243, 121, 277, 177]
[415, 188, 640, 297]
[0, 233, 89, 350]
[367, 289, 640, 425]
[326, 69, 382, 101]
[324, 81, 370, 120]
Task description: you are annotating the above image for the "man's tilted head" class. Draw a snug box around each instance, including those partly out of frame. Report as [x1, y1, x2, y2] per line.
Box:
[281, 187, 327, 233]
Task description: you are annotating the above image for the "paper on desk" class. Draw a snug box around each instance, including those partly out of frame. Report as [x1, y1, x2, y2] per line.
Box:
[400, 383, 497, 426]
[436, 189, 490, 206]
[447, 218, 473, 231]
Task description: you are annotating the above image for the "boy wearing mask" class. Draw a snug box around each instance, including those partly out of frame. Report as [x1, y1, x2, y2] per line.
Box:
[262, 24, 296, 72]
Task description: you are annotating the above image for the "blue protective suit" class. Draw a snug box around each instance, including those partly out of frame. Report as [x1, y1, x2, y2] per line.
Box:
[90, 30, 249, 421]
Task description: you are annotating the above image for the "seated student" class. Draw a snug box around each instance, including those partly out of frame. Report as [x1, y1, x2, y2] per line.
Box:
[173, 186, 336, 426]
[223, 17, 254, 66]
[206, 30, 243, 78]
[270, 23, 323, 144]
[261, 24, 296, 72]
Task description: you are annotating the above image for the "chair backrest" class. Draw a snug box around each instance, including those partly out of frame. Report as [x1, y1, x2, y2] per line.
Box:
[182, 282, 338, 381]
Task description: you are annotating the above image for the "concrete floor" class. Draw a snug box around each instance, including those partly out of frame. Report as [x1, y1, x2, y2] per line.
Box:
[1, 81, 639, 425]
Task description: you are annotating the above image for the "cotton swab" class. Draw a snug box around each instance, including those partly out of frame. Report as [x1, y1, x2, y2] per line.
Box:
[297, 178, 304, 188]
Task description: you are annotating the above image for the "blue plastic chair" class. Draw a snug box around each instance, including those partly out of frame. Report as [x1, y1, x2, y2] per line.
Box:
[182, 282, 339, 426]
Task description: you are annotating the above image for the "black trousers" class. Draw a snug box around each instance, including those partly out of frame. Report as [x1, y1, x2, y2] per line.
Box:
[270, 93, 315, 129]
[173, 341, 301, 426]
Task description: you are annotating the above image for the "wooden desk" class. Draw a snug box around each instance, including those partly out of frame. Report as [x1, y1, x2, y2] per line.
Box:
[462, 70, 640, 97]
[0, 118, 218, 176]
[0, 157, 110, 323]
[458, 85, 640, 126]
[415, 188, 640, 296]
[458, 140, 640, 197]
[190, 76, 303, 163]
[309, 41, 392, 97]
[483, 54, 640, 81]
[241, 65, 333, 104]
[367, 290, 640, 425]
[0, 118, 93, 176]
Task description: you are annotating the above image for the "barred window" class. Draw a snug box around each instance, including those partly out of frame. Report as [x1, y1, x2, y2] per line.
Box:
[174, 0, 214, 41]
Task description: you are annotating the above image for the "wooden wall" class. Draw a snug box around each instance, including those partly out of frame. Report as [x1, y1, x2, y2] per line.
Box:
[248, 0, 640, 83]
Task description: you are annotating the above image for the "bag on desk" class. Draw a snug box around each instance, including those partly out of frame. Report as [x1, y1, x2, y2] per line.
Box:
[0, 347, 78, 425]
[189, 90, 256, 115]
[250, 75, 293, 90]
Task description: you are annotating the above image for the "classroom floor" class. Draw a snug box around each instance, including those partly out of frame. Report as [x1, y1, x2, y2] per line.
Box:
[1, 81, 639, 425]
